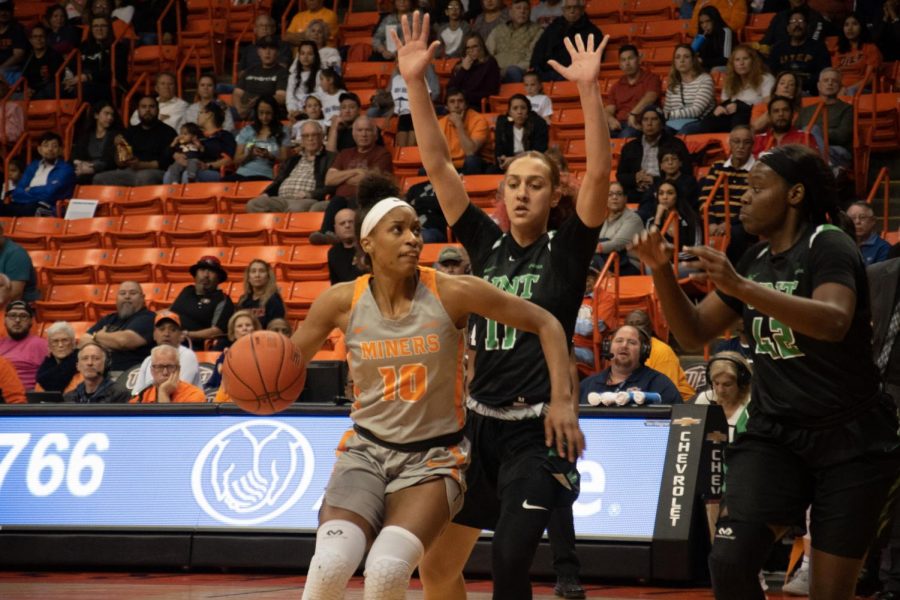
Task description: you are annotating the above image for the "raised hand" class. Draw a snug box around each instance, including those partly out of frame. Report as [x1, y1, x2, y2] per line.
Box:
[685, 245, 744, 297]
[547, 33, 609, 84]
[632, 228, 673, 271]
[390, 11, 441, 84]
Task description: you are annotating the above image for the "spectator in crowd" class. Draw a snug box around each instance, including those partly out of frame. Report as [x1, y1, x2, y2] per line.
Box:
[35, 321, 79, 393]
[370, 0, 414, 61]
[694, 351, 751, 439]
[0, 0, 27, 81]
[231, 96, 289, 181]
[81, 281, 154, 374]
[434, 0, 470, 58]
[316, 68, 347, 124]
[310, 116, 394, 244]
[869, 255, 900, 411]
[641, 146, 701, 220]
[0, 158, 22, 202]
[72, 100, 120, 184]
[129, 345, 206, 403]
[682, 44, 774, 134]
[377, 62, 440, 147]
[797, 67, 853, 173]
[0, 79, 23, 147]
[617, 106, 692, 203]
[93, 95, 177, 186]
[292, 94, 329, 138]
[306, 20, 340, 71]
[406, 178, 450, 243]
[531, 0, 563, 28]
[237, 14, 292, 79]
[236, 259, 285, 329]
[645, 181, 702, 260]
[71, 16, 127, 104]
[752, 95, 820, 156]
[530, 0, 603, 82]
[624, 310, 695, 402]
[690, 0, 747, 33]
[434, 245, 471, 275]
[328, 207, 363, 284]
[266, 318, 292, 337]
[44, 4, 79, 56]
[326, 93, 365, 152]
[605, 45, 663, 138]
[169, 256, 235, 349]
[873, 0, 900, 62]
[447, 32, 500, 111]
[767, 9, 831, 95]
[597, 182, 643, 275]
[760, 0, 829, 53]
[0, 222, 38, 302]
[698, 124, 758, 263]
[0, 301, 48, 390]
[493, 94, 549, 171]
[232, 37, 289, 120]
[0, 354, 24, 403]
[579, 325, 682, 405]
[284, 0, 338, 47]
[129, 72, 189, 132]
[750, 70, 801, 133]
[246, 120, 336, 213]
[485, 0, 541, 83]
[6, 132, 75, 216]
[437, 88, 490, 175]
[472, 0, 509, 40]
[663, 44, 716, 132]
[183, 74, 236, 133]
[22, 25, 64, 100]
[165, 102, 235, 184]
[523, 71, 553, 121]
[833, 12, 882, 95]
[207, 310, 261, 402]
[847, 201, 891, 266]
[63, 342, 130, 403]
[286, 40, 323, 120]
[163, 122, 204, 184]
[692, 5, 734, 70]
[130, 310, 201, 394]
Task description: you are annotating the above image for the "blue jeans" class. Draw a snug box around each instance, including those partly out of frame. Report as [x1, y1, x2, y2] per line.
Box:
[502, 65, 526, 83]
[461, 154, 484, 175]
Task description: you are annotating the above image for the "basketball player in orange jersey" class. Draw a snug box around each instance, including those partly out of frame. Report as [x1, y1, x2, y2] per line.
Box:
[290, 192, 580, 598]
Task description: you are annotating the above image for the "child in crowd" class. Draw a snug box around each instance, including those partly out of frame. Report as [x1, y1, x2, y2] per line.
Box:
[317, 68, 347, 125]
[638, 147, 700, 221]
[164, 122, 204, 184]
[523, 71, 553, 122]
[292, 95, 329, 141]
[1, 159, 24, 202]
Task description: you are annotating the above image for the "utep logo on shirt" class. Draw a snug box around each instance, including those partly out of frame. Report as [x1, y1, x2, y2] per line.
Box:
[191, 420, 315, 525]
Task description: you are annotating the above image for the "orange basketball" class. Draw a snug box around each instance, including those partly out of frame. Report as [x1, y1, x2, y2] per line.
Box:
[222, 331, 307, 415]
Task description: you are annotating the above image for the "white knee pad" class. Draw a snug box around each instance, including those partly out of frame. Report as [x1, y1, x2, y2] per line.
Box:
[363, 526, 425, 600]
[301, 520, 367, 600]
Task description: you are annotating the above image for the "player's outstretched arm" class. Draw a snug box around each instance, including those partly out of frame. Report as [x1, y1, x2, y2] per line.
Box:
[291, 283, 353, 363]
[549, 34, 612, 228]
[391, 11, 470, 227]
[438, 273, 584, 461]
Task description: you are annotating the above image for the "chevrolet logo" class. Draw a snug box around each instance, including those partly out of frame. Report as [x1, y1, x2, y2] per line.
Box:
[672, 417, 702, 426]
[706, 431, 728, 443]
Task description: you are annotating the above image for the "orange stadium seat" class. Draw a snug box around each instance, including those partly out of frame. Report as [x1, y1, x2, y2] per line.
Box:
[114, 184, 180, 215]
[339, 11, 380, 39]
[624, 0, 675, 21]
[160, 214, 232, 247]
[94, 281, 171, 313]
[57, 216, 123, 249]
[9, 217, 65, 250]
[284, 280, 331, 321]
[637, 20, 690, 47]
[218, 213, 287, 246]
[345, 42, 374, 63]
[419, 243, 462, 266]
[27, 249, 59, 287]
[400, 175, 429, 194]
[484, 82, 526, 112]
[343, 62, 393, 90]
[158, 247, 233, 283]
[34, 284, 107, 322]
[549, 108, 586, 141]
[681, 133, 731, 165]
[272, 212, 325, 245]
[585, 0, 623, 23]
[645, 45, 677, 68]
[742, 12, 774, 42]
[281, 244, 330, 281]
[98, 247, 173, 283]
[44, 248, 114, 285]
[167, 182, 236, 214]
[392, 145, 424, 177]
[108, 214, 174, 247]
[463, 174, 503, 208]
[601, 22, 637, 47]
[73, 185, 129, 214]
[219, 180, 272, 212]
[351, 87, 380, 109]
[225, 244, 291, 279]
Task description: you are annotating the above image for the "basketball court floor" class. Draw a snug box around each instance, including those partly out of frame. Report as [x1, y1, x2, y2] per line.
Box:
[0, 571, 791, 599]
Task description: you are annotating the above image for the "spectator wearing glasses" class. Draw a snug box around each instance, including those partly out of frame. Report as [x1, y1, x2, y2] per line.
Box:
[35, 321, 79, 394]
[530, 0, 603, 82]
[130, 311, 201, 394]
[21, 24, 65, 100]
[0, 301, 48, 390]
[63, 342, 131, 404]
[447, 32, 500, 112]
[71, 15, 127, 105]
[129, 345, 206, 403]
[847, 201, 892, 266]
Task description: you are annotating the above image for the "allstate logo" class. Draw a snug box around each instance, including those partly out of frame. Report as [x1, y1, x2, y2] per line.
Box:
[192, 419, 314, 526]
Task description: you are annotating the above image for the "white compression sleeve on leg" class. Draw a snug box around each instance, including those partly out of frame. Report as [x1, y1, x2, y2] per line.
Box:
[301, 519, 367, 600]
[363, 525, 425, 600]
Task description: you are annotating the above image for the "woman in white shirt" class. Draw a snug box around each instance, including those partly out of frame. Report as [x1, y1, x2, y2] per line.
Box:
[317, 68, 347, 126]
[286, 40, 323, 119]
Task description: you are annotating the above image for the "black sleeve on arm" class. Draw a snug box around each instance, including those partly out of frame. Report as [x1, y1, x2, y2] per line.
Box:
[552, 212, 602, 292]
[809, 228, 859, 292]
[450, 203, 502, 275]
[715, 241, 763, 314]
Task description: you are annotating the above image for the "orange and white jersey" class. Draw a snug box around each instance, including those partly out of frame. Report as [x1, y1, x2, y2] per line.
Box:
[345, 267, 466, 445]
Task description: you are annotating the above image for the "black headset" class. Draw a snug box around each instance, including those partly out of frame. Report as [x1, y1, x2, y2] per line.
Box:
[706, 352, 752, 390]
[601, 325, 652, 365]
[77, 342, 111, 375]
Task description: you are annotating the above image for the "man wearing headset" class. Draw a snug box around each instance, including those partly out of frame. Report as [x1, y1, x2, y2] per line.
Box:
[578, 324, 681, 405]
[63, 342, 131, 404]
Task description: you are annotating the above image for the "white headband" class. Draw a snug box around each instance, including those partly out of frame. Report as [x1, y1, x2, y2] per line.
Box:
[360, 197, 413, 239]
